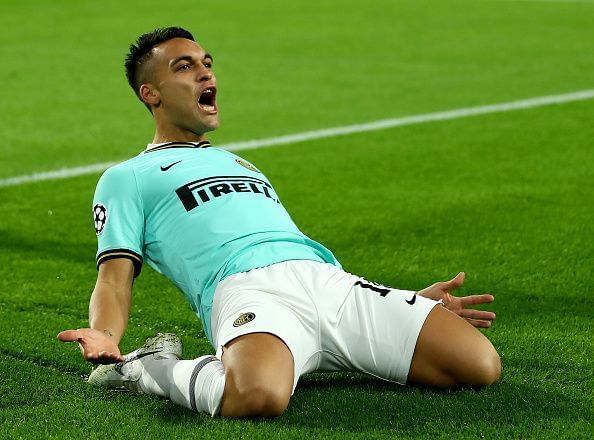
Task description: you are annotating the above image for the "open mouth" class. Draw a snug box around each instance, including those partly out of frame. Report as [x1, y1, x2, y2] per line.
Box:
[198, 87, 217, 113]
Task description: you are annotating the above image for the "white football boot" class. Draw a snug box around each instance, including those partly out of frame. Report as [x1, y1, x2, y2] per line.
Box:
[88, 333, 182, 392]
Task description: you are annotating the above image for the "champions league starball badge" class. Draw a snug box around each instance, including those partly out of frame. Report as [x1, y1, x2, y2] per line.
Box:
[93, 203, 108, 235]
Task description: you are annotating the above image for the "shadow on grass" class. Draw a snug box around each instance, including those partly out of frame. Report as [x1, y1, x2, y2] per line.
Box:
[150, 371, 587, 434]
[288, 374, 586, 432]
[0, 229, 93, 266]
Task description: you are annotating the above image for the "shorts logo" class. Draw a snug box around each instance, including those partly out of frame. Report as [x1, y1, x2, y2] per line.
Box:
[233, 312, 256, 327]
[235, 159, 260, 173]
[354, 280, 391, 297]
[405, 293, 417, 305]
[93, 203, 108, 235]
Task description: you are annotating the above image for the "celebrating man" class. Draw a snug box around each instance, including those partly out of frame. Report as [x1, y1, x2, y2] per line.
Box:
[59, 27, 500, 418]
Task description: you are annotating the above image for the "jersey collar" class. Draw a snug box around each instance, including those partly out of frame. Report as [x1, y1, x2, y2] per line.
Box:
[144, 140, 211, 153]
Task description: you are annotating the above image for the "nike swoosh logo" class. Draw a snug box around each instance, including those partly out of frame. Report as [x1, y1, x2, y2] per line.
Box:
[405, 293, 417, 305]
[123, 349, 163, 362]
[114, 349, 163, 374]
[160, 160, 182, 171]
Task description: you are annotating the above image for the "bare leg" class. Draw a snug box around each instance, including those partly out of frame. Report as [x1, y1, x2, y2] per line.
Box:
[408, 306, 501, 387]
[220, 332, 294, 417]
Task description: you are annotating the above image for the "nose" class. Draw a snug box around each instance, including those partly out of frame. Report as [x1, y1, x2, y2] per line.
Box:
[197, 65, 213, 82]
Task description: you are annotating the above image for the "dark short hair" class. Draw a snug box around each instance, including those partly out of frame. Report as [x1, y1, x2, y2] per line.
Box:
[124, 27, 195, 110]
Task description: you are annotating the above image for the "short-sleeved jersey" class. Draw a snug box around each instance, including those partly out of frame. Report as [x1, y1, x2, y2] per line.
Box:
[92, 141, 341, 343]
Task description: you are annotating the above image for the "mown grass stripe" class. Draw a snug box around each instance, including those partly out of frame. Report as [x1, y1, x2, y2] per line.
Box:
[1, 88, 593, 188]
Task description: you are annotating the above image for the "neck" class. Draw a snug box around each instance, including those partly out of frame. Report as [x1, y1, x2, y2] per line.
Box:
[152, 117, 210, 144]
[152, 130, 208, 144]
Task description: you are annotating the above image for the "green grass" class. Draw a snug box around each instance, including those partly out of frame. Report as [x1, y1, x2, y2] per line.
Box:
[0, 0, 593, 438]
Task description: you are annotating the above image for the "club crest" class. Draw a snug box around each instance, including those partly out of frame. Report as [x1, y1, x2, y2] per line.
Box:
[235, 158, 260, 173]
[233, 312, 256, 327]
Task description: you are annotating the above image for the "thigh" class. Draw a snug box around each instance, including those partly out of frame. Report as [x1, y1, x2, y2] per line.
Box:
[319, 276, 440, 385]
[211, 267, 319, 391]
[407, 305, 501, 387]
[220, 332, 294, 417]
[222, 332, 294, 395]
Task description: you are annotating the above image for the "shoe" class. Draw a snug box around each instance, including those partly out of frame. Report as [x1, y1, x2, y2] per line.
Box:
[87, 333, 182, 392]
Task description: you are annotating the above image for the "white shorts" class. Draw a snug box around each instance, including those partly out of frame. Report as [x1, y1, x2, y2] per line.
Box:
[211, 260, 439, 391]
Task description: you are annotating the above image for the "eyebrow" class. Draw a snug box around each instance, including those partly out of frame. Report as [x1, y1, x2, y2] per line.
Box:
[169, 53, 214, 68]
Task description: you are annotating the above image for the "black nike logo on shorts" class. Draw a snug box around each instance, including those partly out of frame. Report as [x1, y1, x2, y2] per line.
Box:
[406, 293, 417, 305]
[161, 160, 182, 171]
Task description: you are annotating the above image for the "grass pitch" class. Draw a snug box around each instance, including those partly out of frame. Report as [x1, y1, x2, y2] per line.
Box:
[0, 0, 593, 438]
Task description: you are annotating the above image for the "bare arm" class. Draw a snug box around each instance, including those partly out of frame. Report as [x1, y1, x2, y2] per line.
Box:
[58, 258, 134, 363]
[89, 258, 134, 343]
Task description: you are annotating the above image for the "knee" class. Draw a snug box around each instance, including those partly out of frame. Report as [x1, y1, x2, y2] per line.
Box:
[234, 385, 290, 417]
[468, 346, 501, 387]
[222, 371, 291, 418]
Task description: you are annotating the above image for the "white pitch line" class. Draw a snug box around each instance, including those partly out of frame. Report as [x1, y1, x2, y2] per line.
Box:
[0, 162, 121, 188]
[1, 88, 594, 188]
[491, 0, 594, 4]
[223, 89, 594, 152]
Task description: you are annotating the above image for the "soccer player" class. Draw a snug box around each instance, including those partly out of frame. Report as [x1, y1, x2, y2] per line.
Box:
[58, 27, 501, 418]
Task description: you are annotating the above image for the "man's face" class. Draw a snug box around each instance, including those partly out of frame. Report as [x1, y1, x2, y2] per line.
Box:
[146, 38, 219, 135]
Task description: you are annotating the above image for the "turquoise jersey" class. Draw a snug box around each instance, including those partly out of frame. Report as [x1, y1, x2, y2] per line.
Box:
[92, 141, 340, 343]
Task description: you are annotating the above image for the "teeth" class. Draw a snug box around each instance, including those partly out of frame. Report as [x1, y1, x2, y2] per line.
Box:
[199, 103, 215, 111]
[198, 87, 216, 112]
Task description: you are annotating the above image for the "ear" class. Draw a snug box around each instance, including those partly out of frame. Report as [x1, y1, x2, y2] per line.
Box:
[139, 84, 160, 107]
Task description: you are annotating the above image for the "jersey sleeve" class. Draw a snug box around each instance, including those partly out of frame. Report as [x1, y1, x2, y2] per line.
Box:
[92, 162, 144, 277]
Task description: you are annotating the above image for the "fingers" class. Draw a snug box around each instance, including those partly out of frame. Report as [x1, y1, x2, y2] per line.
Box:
[97, 351, 124, 364]
[458, 308, 496, 321]
[466, 318, 492, 328]
[85, 352, 100, 363]
[448, 272, 465, 290]
[460, 294, 495, 306]
[84, 351, 122, 364]
[57, 329, 82, 342]
[58, 328, 123, 364]
[98, 351, 124, 364]
[438, 272, 465, 293]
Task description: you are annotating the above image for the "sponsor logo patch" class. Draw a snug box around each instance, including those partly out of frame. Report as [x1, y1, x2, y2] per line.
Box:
[233, 312, 256, 327]
[235, 158, 260, 173]
[175, 175, 279, 212]
[93, 203, 108, 235]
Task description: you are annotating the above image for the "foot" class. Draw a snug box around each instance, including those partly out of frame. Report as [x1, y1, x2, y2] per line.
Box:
[88, 333, 182, 392]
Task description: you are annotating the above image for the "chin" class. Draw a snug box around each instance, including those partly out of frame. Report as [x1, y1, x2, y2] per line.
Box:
[193, 121, 219, 136]
[204, 117, 220, 132]
[203, 120, 220, 132]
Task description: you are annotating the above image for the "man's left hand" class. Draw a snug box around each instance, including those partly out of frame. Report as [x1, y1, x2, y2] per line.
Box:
[417, 272, 496, 328]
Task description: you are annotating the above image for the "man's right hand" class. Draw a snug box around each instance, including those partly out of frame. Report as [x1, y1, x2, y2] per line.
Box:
[58, 328, 124, 364]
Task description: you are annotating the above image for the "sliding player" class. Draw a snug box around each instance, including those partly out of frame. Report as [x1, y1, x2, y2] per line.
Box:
[58, 27, 500, 418]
